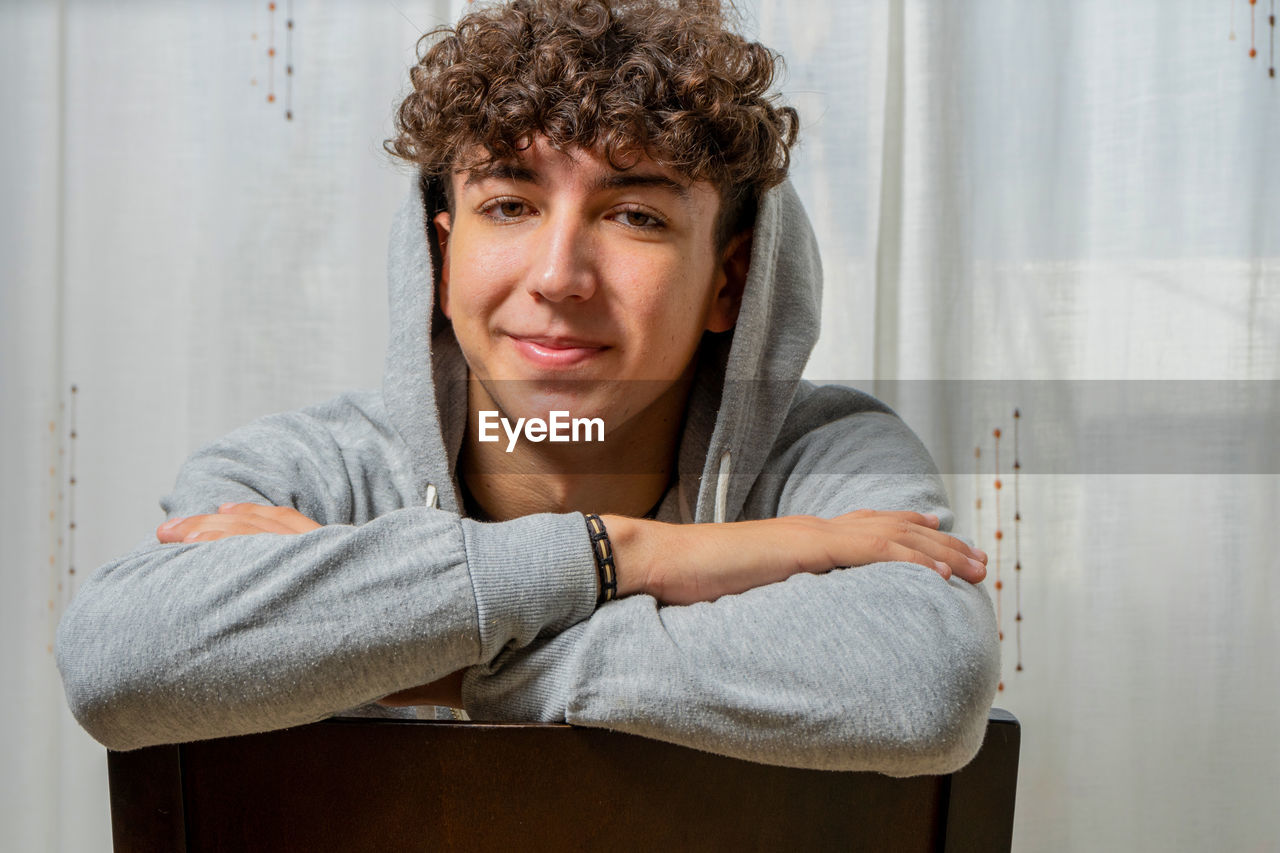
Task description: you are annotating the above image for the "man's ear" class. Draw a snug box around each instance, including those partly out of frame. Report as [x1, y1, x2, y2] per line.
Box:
[433, 210, 453, 319]
[705, 229, 752, 334]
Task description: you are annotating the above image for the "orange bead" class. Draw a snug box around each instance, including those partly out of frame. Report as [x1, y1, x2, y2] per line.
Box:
[993, 428, 1002, 438]
[995, 530, 1004, 540]
[268, 47, 276, 57]
[994, 479, 1002, 490]
[998, 682, 1005, 691]
[1015, 663, 1023, 672]
[267, 94, 276, 102]
[1251, 48, 1258, 57]
[269, 2, 276, 9]
[998, 631, 1004, 641]
[995, 580, 1003, 590]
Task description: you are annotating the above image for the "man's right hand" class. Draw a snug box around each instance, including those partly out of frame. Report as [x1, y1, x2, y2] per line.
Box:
[603, 510, 986, 606]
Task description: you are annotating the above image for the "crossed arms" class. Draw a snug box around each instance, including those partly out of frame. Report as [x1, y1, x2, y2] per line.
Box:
[55, 396, 1000, 775]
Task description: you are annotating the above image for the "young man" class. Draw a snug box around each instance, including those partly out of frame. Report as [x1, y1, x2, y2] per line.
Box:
[57, 0, 998, 775]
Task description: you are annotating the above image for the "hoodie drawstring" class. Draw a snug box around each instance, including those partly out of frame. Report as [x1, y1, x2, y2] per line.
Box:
[713, 450, 732, 524]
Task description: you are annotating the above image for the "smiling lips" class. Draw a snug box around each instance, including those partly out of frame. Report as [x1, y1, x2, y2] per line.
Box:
[507, 334, 610, 368]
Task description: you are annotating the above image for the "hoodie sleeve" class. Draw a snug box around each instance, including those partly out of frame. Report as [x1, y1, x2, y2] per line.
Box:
[460, 407, 1002, 777]
[54, 410, 598, 752]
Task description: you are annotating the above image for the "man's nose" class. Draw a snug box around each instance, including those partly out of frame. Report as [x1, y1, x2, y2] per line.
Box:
[528, 214, 598, 303]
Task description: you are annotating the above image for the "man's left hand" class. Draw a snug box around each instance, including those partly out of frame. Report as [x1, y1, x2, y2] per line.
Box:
[156, 503, 321, 543]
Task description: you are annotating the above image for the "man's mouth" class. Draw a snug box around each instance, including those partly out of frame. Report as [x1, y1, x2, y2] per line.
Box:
[506, 334, 610, 368]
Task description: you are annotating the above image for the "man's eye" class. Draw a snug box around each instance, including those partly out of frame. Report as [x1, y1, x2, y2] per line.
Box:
[483, 199, 529, 220]
[618, 209, 664, 229]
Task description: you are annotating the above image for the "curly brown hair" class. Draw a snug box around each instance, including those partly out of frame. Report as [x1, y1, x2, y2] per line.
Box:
[384, 0, 799, 247]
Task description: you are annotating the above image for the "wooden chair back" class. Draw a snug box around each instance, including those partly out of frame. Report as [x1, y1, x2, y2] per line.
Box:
[108, 708, 1020, 852]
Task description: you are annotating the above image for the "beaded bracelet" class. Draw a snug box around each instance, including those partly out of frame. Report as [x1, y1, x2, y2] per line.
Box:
[584, 513, 617, 606]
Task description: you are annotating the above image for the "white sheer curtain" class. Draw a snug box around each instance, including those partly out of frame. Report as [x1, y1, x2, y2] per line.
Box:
[2, 1, 1276, 850]
[2, 1, 456, 849]
[749, 1, 1279, 850]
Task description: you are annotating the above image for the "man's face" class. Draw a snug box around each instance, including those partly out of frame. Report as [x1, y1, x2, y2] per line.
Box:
[434, 137, 748, 434]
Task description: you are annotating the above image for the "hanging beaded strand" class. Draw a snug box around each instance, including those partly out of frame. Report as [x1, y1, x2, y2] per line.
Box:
[973, 446, 983, 546]
[66, 385, 79, 602]
[992, 426, 1004, 693]
[1270, 0, 1276, 76]
[1252, 0, 1259, 59]
[1013, 409, 1023, 675]
[285, 0, 295, 120]
[266, 3, 277, 105]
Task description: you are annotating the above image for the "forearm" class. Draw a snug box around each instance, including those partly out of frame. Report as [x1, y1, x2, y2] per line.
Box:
[463, 562, 999, 776]
[56, 510, 596, 750]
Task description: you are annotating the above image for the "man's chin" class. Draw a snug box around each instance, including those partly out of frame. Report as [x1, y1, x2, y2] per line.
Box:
[480, 378, 615, 423]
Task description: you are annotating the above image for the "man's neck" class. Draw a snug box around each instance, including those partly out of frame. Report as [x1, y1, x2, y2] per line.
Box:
[458, 373, 691, 521]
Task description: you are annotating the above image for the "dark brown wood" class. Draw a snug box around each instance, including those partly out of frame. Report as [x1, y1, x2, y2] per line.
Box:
[942, 708, 1021, 853]
[109, 709, 1019, 853]
[107, 743, 186, 853]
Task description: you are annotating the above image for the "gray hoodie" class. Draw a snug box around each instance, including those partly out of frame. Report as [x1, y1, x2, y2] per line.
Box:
[55, 176, 1000, 775]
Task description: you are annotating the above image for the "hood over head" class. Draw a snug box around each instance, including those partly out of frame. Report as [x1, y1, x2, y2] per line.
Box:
[381, 174, 822, 523]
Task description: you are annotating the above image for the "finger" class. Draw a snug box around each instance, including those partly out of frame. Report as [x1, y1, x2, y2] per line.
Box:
[213, 505, 311, 535]
[879, 542, 953, 580]
[187, 529, 231, 543]
[160, 513, 281, 543]
[898, 531, 987, 582]
[219, 503, 320, 534]
[156, 516, 187, 543]
[182, 518, 278, 542]
[898, 524, 984, 560]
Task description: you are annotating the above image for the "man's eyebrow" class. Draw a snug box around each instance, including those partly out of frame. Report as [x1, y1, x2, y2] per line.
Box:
[594, 173, 690, 200]
[460, 163, 691, 200]
[461, 163, 540, 187]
